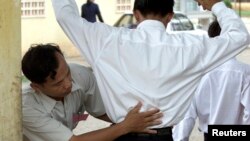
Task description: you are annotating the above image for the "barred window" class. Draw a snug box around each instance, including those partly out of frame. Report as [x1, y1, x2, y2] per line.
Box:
[116, 0, 132, 13]
[21, 0, 45, 18]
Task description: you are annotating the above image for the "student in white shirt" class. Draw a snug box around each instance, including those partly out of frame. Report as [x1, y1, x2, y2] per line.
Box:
[22, 44, 163, 141]
[172, 20, 250, 141]
[51, 0, 250, 140]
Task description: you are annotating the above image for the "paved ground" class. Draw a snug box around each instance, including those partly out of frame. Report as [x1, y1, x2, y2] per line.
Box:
[67, 18, 250, 140]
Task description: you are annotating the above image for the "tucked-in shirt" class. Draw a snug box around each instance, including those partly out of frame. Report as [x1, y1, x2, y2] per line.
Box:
[172, 58, 250, 141]
[52, 0, 250, 128]
[22, 63, 106, 141]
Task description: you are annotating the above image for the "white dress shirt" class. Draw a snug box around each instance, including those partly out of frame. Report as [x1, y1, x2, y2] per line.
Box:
[52, 0, 250, 128]
[22, 64, 106, 141]
[172, 58, 250, 141]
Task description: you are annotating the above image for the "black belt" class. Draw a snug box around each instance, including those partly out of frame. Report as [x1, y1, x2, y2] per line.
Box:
[128, 127, 173, 137]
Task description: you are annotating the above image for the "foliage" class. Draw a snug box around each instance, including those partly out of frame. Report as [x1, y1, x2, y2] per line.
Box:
[224, 0, 233, 8]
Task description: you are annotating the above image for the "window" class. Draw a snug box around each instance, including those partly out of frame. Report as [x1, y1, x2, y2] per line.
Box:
[21, 0, 45, 18]
[116, 0, 132, 13]
[174, 0, 181, 11]
[174, 0, 200, 12]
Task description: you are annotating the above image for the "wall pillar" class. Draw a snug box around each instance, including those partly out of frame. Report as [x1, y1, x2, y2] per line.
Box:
[0, 0, 22, 140]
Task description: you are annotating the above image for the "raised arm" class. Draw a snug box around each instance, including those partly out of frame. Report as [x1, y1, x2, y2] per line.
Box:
[201, 1, 250, 72]
[96, 5, 104, 23]
[51, 0, 112, 65]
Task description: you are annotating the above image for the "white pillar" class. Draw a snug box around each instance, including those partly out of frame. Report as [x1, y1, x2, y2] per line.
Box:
[0, 0, 22, 140]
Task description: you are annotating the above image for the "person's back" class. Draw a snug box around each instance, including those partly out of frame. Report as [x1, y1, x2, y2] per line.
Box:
[196, 58, 250, 123]
[197, 59, 250, 124]
[172, 20, 250, 141]
[172, 59, 250, 141]
[81, 0, 104, 23]
[51, 1, 250, 140]
[52, 0, 250, 129]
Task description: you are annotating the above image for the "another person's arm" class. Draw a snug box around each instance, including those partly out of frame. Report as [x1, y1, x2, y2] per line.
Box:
[241, 75, 250, 124]
[23, 101, 162, 141]
[96, 5, 104, 23]
[81, 5, 85, 18]
[70, 102, 162, 141]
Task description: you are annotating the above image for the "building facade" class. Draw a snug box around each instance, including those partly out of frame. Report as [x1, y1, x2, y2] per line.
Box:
[21, 0, 212, 57]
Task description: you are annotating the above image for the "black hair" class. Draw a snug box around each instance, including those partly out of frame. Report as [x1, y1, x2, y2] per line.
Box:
[133, 0, 174, 17]
[22, 43, 64, 84]
[87, 0, 92, 4]
[208, 20, 221, 37]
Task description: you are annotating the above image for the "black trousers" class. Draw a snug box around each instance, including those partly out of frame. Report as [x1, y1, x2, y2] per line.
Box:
[114, 127, 173, 141]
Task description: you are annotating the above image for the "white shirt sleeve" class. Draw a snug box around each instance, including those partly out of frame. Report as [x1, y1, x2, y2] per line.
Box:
[195, 2, 250, 74]
[172, 97, 198, 141]
[52, 0, 250, 74]
[51, 0, 115, 65]
[173, 75, 212, 141]
[241, 75, 250, 124]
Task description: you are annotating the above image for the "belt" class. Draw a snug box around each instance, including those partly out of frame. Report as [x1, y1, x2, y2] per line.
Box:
[128, 127, 173, 137]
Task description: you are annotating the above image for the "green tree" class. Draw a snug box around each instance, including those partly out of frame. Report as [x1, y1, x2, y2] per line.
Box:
[224, 0, 232, 8]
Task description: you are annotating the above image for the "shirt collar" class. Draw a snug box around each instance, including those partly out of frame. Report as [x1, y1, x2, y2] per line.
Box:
[38, 81, 81, 113]
[137, 20, 166, 32]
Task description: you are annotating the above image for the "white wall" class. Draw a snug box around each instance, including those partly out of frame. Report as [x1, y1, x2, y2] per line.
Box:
[21, 0, 127, 57]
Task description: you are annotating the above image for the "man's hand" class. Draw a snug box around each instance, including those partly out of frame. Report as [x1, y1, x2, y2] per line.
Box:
[195, 0, 222, 10]
[120, 102, 163, 134]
